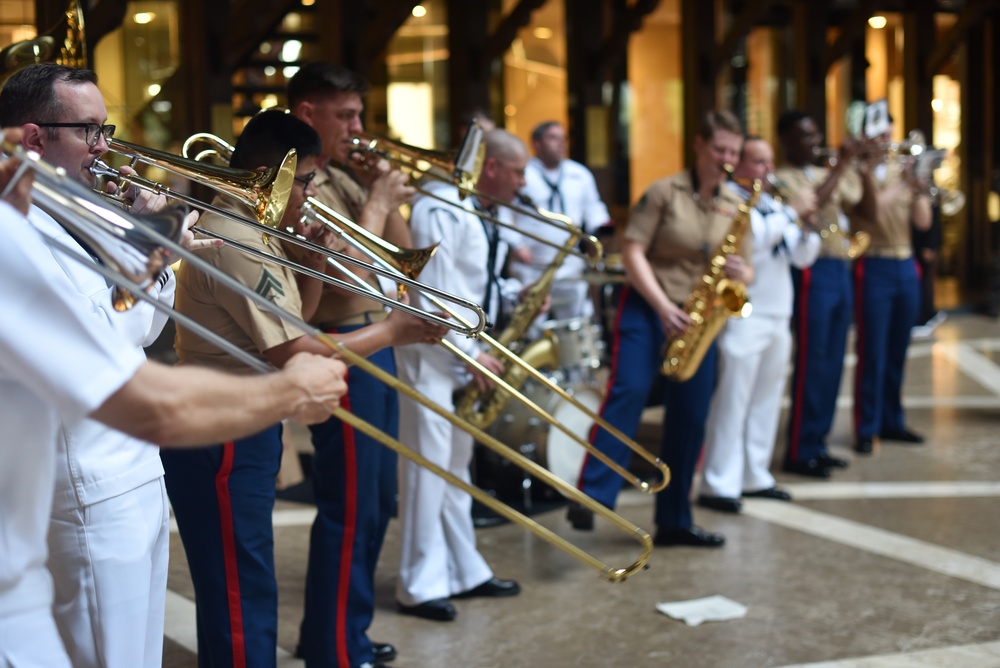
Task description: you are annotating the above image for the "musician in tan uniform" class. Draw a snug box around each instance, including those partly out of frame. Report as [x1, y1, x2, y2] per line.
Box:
[572, 110, 753, 548]
[288, 62, 417, 668]
[850, 120, 932, 454]
[166, 110, 439, 668]
[774, 110, 876, 477]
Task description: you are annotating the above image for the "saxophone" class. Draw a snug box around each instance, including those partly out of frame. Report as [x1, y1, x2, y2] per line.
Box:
[454, 197, 578, 430]
[660, 179, 760, 381]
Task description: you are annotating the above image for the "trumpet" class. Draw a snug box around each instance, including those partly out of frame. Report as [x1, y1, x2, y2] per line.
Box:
[3, 140, 654, 583]
[179, 131, 668, 495]
[94, 146, 488, 336]
[766, 173, 870, 259]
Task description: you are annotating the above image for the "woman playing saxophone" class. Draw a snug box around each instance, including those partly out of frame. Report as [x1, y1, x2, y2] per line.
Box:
[570, 110, 753, 548]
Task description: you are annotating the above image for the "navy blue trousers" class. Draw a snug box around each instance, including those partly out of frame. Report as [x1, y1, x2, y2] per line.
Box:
[787, 258, 853, 463]
[579, 288, 718, 530]
[161, 425, 284, 668]
[853, 257, 920, 438]
[298, 330, 398, 668]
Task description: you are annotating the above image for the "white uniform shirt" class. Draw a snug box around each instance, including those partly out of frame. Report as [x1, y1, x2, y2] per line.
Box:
[28, 206, 168, 512]
[405, 186, 521, 375]
[742, 189, 822, 318]
[0, 202, 143, 617]
[509, 157, 610, 282]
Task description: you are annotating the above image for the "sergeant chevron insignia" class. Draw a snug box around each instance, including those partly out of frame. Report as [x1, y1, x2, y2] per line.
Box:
[254, 269, 286, 303]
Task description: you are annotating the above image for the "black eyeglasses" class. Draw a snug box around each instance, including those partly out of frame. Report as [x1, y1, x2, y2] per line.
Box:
[34, 122, 116, 147]
[294, 171, 316, 187]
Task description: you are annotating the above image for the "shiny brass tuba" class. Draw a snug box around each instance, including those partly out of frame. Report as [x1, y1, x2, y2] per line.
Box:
[0, 0, 86, 83]
[661, 180, 760, 381]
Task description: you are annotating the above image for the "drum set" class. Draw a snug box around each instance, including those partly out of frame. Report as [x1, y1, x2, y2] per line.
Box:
[473, 314, 608, 511]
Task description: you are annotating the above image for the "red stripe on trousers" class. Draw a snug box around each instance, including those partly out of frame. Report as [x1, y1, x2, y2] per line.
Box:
[788, 269, 812, 461]
[334, 366, 357, 668]
[853, 260, 866, 437]
[215, 441, 246, 668]
[581, 285, 631, 489]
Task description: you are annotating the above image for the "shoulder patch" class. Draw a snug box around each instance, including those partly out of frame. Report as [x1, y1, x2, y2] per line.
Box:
[254, 268, 286, 303]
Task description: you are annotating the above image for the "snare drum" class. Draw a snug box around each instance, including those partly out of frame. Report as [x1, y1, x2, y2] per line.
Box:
[474, 377, 603, 507]
[542, 317, 603, 374]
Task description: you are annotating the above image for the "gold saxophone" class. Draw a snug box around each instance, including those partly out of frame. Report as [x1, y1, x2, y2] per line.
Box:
[660, 179, 761, 381]
[454, 198, 578, 430]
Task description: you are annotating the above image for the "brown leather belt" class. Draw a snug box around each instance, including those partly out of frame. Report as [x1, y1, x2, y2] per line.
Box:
[865, 245, 913, 260]
[316, 310, 387, 330]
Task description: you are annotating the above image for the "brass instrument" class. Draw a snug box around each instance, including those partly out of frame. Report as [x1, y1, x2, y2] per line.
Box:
[179, 131, 667, 494]
[92, 154, 486, 337]
[661, 180, 760, 381]
[0, 0, 86, 83]
[766, 173, 871, 260]
[3, 140, 653, 583]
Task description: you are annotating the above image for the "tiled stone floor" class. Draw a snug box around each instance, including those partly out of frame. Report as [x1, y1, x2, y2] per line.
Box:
[164, 312, 1000, 668]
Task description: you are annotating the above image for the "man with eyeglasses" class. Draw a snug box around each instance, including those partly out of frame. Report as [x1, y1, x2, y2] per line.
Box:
[167, 109, 444, 668]
[0, 62, 201, 668]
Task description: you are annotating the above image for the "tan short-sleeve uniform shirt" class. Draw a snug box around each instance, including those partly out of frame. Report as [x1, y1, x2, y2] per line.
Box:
[851, 162, 915, 255]
[625, 170, 751, 304]
[774, 165, 863, 259]
[174, 196, 304, 372]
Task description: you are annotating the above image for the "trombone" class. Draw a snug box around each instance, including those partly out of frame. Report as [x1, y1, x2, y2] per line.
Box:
[180, 131, 668, 495]
[2, 140, 653, 583]
[94, 145, 488, 336]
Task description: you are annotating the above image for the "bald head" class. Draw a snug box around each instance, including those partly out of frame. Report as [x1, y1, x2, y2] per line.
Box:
[478, 129, 528, 203]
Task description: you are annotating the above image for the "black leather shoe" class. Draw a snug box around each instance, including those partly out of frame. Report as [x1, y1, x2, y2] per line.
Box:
[453, 577, 521, 599]
[854, 437, 874, 454]
[696, 495, 742, 513]
[653, 525, 725, 548]
[782, 459, 832, 478]
[397, 598, 456, 621]
[880, 428, 925, 444]
[373, 642, 397, 663]
[818, 453, 849, 468]
[567, 502, 594, 531]
[742, 487, 792, 501]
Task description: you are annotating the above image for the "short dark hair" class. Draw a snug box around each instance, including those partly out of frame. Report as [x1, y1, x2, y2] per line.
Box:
[0, 63, 98, 132]
[697, 110, 742, 141]
[287, 62, 369, 108]
[777, 110, 811, 138]
[531, 121, 561, 144]
[230, 109, 322, 171]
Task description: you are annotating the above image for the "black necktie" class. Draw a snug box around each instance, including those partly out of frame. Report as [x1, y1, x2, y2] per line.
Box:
[542, 170, 564, 213]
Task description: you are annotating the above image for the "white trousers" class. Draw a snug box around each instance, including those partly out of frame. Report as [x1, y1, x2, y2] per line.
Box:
[394, 348, 493, 606]
[47, 477, 170, 668]
[702, 315, 792, 498]
[0, 606, 72, 668]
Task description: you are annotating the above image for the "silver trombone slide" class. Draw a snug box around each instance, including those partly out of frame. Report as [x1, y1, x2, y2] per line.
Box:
[89, 159, 489, 337]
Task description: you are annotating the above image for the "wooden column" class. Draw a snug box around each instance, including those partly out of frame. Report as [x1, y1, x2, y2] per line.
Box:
[961, 19, 990, 298]
[903, 0, 935, 138]
[793, 1, 828, 127]
[446, 0, 492, 145]
[566, 0, 605, 166]
[681, 0, 716, 162]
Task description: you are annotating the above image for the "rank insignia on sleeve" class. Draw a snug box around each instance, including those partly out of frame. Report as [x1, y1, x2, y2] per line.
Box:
[254, 268, 286, 303]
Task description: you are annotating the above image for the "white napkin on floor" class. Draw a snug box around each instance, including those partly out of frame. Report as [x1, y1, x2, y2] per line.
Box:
[656, 595, 748, 626]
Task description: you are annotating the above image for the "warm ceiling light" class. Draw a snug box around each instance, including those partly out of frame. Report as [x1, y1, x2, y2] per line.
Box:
[301, 0, 315, 5]
[868, 15, 887, 29]
[133, 12, 156, 24]
[412, 5, 427, 18]
[533, 27, 553, 40]
[931, 98, 944, 112]
[147, 83, 161, 97]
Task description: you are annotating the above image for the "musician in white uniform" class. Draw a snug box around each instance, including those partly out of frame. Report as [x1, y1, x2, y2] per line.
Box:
[509, 121, 610, 320]
[394, 130, 528, 622]
[699, 137, 821, 512]
[0, 135, 347, 668]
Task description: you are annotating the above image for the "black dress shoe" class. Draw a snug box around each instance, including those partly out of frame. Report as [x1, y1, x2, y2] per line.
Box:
[653, 525, 725, 548]
[880, 428, 925, 444]
[782, 459, 832, 478]
[818, 453, 850, 468]
[567, 502, 594, 531]
[397, 598, 456, 621]
[373, 642, 397, 663]
[696, 494, 742, 513]
[854, 437, 874, 454]
[742, 487, 792, 501]
[453, 577, 521, 599]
